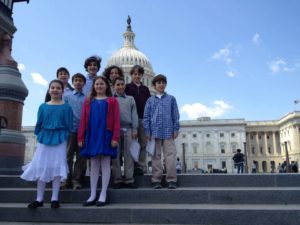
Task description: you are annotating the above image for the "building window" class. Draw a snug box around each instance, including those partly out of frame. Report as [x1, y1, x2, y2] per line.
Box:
[193, 146, 197, 154]
[231, 133, 235, 137]
[268, 147, 271, 154]
[192, 160, 199, 170]
[250, 135, 254, 140]
[260, 147, 263, 154]
[251, 147, 255, 154]
[267, 135, 270, 139]
[182, 134, 186, 138]
[220, 143, 226, 154]
[220, 133, 224, 137]
[192, 143, 199, 154]
[206, 133, 210, 138]
[259, 135, 262, 139]
[221, 161, 226, 169]
[193, 133, 197, 138]
[232, 143, 237, 153]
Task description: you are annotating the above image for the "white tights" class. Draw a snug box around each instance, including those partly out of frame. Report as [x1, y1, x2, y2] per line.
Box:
[87, 156, 111, 202]
[36, 176, 61, 202]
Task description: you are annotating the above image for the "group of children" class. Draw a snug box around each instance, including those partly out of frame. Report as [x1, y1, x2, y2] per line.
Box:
[20, 55, 180, 209]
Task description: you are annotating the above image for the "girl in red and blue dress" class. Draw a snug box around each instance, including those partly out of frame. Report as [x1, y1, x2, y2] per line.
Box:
[78, 76, 120, 206]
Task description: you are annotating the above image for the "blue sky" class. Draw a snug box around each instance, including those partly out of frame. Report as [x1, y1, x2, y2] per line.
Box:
[12, 0, 300, 126]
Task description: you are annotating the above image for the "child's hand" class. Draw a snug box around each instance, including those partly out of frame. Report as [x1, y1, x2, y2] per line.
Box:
[111, 140, 119, 148]
[132, 132, 138, 139]
[78, 141, 83, 148]
[172, 132, 178, 139]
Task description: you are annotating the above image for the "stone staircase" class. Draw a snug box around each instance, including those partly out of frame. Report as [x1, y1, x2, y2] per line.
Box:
[0, 174, 300, 225]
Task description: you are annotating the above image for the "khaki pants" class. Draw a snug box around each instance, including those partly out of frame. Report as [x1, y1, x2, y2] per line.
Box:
[137, 119, 147, 173]
[67, 133, 87, 185]
[112, 128, 134, 184]
[151, 138, 177, 183]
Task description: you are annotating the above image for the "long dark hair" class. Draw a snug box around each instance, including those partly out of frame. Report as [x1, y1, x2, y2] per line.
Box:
[44, 79, 64, 102]
[102, 65, 124, 83]
[88, 76, 112, 101]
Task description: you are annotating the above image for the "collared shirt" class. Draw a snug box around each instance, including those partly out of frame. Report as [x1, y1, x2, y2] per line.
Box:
[143, 92, 180, 139]
[64, 90, 85, 132]
[63, 86, 73, 97]
[125, 82, 151, 119]
[114, 93, 138, 132]
[83, 74, 97, 96]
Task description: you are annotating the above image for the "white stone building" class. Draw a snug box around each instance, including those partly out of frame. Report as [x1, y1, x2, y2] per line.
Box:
[176, 117, 246, 173]
[22, 126, 37, 164]
[21, 111, 300, 173]
[246, 111, 300, 173]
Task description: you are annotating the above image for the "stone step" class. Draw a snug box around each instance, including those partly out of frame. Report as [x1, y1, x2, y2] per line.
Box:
[1, 174, 300, 188]
[0, 203, 299, 225]
[1, 187, 300, 204]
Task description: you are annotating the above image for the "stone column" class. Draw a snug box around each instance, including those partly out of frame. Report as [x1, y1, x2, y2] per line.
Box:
[0, 10, 28, 174]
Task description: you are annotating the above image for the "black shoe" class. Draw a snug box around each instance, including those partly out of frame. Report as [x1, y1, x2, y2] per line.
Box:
[125, 182, 138, 189]
[96, 201, 106, 207]
[82, 199, 96, 207]
[72, 183, 82, 190]
[167, 181, 177, 189]
[152, 182, 162, 189]
[51, 201, 60, 209]
[60, 181, 72, 190]
[134, 167, 144, 176]
[113, 183, 124, 189]
[27, 201, 43, 209]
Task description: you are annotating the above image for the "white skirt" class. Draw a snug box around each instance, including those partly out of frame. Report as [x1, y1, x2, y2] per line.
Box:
[21, 141, 68, 183]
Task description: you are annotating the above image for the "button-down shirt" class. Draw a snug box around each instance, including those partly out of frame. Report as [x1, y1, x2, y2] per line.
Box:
[64, 90, 85, 133]
[83, 74, 97, 96]
[143, 92, 180, 139]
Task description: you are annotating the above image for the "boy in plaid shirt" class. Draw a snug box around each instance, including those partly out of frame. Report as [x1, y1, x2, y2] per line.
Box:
[143, 74, 180, 189]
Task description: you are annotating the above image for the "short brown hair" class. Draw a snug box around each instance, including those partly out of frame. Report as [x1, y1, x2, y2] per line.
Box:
[72, 73, 86, 84]
[112, 76, 125, 86]
[130, 65, 144, 75]
[152, 74, 167, 86]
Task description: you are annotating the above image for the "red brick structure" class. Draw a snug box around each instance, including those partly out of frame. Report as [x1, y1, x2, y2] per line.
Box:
[0, 1, 29, 174]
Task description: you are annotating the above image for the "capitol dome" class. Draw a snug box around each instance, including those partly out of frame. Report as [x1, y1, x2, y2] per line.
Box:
[106, 17, 155, 91]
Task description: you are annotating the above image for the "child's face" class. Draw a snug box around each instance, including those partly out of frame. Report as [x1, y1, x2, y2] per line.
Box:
[109, 68, 119, 82]
[94, 78, 107, 96]
[113, 79, 125, 95]
[87, 61, 99, 76]
[72, 77, 85, 91]
[154, 80, 166, 94]
[49, 82, 63, 100]
[57, 71, 69, 85]
[131, 70, 142, 84]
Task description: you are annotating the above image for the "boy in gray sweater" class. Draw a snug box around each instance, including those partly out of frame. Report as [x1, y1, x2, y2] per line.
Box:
[112, 77, 139, 188]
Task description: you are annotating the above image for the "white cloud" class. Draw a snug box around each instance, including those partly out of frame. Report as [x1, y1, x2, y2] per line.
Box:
[18, 63, 25, 71]
[227, 71, 236, 77]
[269, 59, 295, 73]
[211, 46, 232, 64]
[180, 100, 233, 119]
[30, 72, 48, 86]
[252, 33, 261, 45]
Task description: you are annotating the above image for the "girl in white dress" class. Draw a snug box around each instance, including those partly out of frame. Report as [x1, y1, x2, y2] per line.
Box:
[21, 79, 73, 209]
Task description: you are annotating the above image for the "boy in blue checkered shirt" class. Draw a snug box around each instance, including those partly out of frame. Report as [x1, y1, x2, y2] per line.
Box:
[143, 74, 180, 189]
